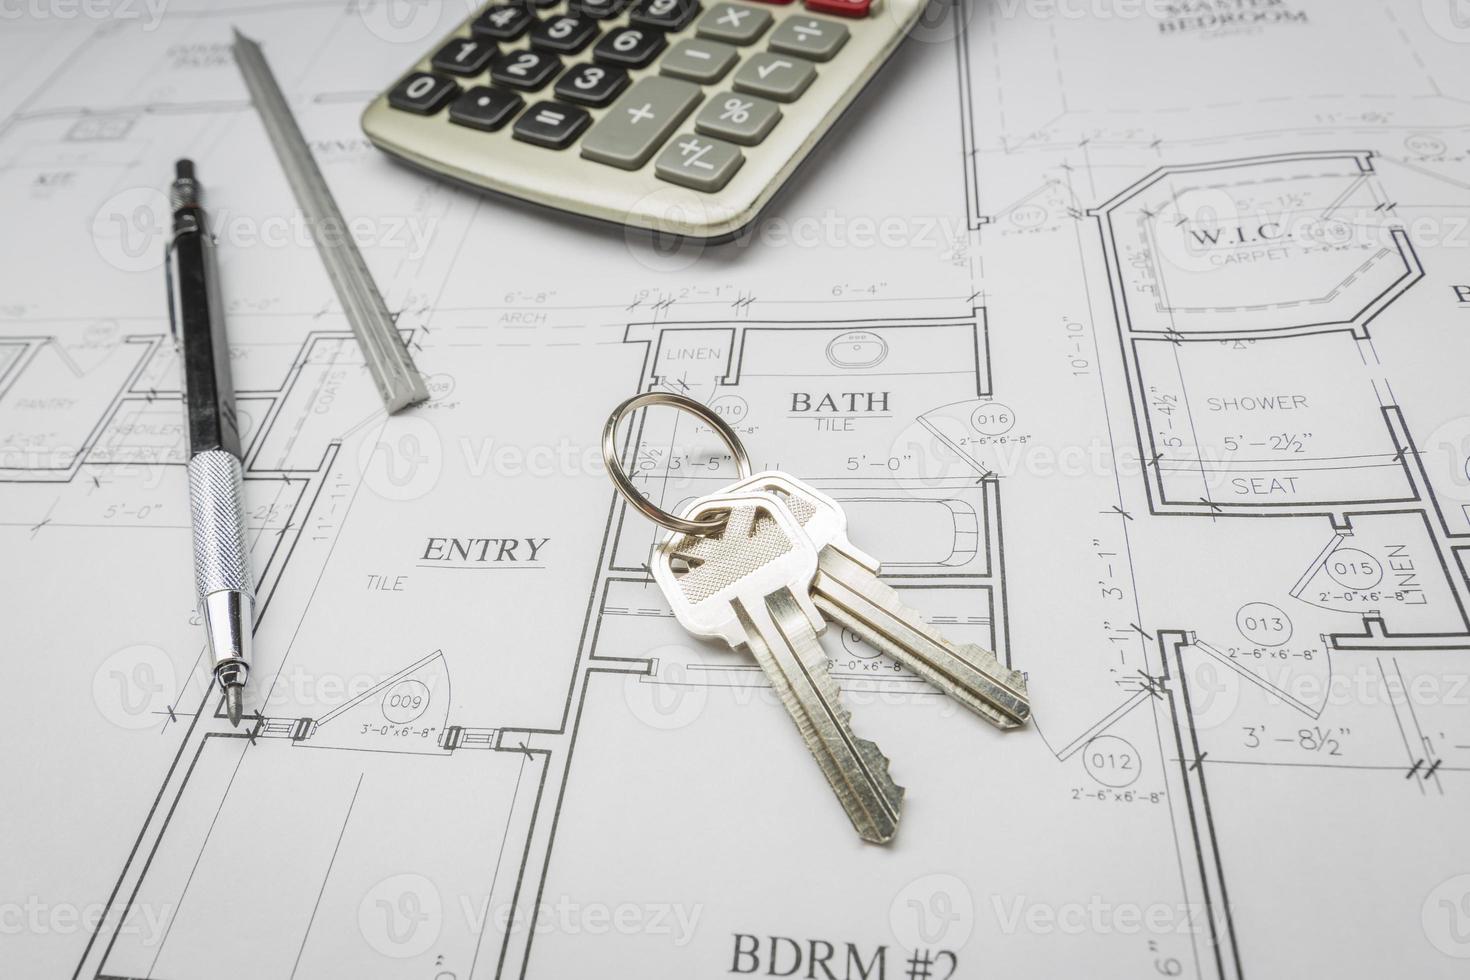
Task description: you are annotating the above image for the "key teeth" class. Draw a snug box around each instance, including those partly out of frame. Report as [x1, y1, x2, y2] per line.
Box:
[808, 648, 904, 843]
[854, 737, 904, 844]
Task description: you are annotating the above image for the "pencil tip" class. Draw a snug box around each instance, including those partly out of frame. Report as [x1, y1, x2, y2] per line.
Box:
[225, 685, 243, 726]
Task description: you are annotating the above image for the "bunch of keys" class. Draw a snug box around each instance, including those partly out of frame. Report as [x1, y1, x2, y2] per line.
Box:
[603, 393, 1031, 844]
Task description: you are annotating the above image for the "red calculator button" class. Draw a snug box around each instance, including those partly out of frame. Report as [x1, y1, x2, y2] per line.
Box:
[804, 0, 868, 16]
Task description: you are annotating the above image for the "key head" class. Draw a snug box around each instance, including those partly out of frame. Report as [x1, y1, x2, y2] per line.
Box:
[654, 490, 822, 647]
[727, 470, 878, 572]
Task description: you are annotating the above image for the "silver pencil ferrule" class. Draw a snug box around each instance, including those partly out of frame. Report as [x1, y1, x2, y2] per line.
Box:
[187, 450, 255, 672]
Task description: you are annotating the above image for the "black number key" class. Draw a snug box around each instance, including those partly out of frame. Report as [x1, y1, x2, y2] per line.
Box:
[572, 0, 632, 19]
[529, 14, 599, 54]
[472, 3, 533, 40]
[554, 62, 629, 107]
[490, 49, 562, 90]
[512, 101, 592, 148]
[387, 72, 460, 114]
[630, 0, 700, 31]
[448, 86, 525, 130]
[431, 36, 497, 76]
[593, 26, 666, 68]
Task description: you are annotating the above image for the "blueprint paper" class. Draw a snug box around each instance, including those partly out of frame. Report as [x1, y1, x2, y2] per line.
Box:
[3, 0, 1470, 977]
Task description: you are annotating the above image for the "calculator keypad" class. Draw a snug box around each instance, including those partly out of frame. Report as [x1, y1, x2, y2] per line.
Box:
[580, 76, 701, 169]
[593, 26, 668, 67]
[660, 39, 738, 83]
[530, 15, 599, 53]
[490, 49, 563, 89]
[513, 101, 592, 147]
[630, 0, 702, 30]
[768, 16, 846, 60]
[696, 4, 772, 44]
[732, 51, 814, 102]
[472, 4, 534, 40]
[572, 0, 633, 18]
[654, 133, 744, 190]
[432, 37, 499, 75]
[694, 90, 780, 144]
[374, 0, 888, 204]
[449, 86, 525, 130]
[388, 72, 460, 114]
[555, 63, 631, 105]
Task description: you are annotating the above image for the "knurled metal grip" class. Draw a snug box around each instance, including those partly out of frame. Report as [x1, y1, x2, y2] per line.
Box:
[187, 450, 252, 600]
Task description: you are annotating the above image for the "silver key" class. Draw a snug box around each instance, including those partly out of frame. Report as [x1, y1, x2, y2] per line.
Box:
[729, 472, 1030, 730]
[653, 490, 904, 844]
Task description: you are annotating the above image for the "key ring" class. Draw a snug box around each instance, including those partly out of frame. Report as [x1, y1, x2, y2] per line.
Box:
[602, 392, 753, 536]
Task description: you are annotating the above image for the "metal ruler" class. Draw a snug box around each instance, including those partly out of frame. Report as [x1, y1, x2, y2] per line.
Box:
[231, 29, 429, 414]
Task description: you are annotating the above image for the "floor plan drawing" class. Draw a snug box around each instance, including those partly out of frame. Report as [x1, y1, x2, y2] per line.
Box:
[3, 1, 1470, 979]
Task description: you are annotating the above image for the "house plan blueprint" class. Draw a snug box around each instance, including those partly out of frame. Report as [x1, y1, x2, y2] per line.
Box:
[3, 0, 1470, 977]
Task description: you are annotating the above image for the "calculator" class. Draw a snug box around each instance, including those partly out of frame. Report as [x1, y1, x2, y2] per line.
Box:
[360, 0, 925, 240]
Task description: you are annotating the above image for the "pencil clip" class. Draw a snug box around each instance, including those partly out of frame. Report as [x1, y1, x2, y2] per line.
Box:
[163, 237, 182, 346]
